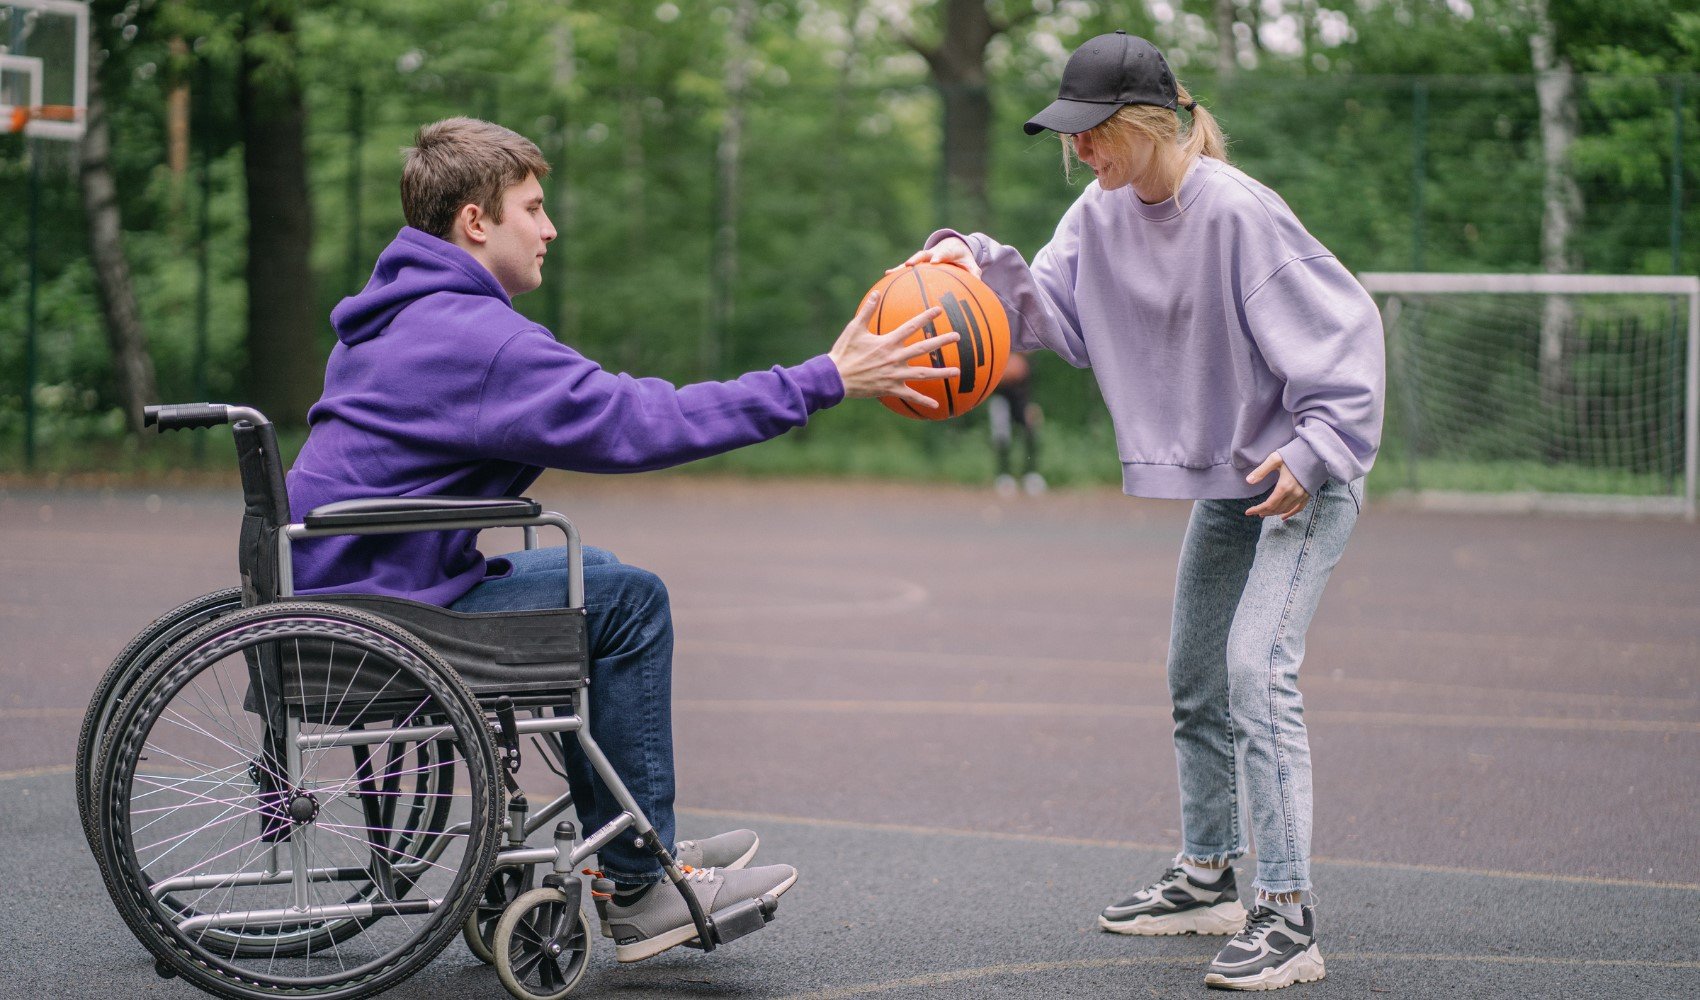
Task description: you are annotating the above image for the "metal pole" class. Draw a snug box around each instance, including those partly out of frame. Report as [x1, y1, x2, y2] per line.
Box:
[1411, 79, 1427, 272]
[25, 137, 39, 469]
[1687, 287, 1698, 522]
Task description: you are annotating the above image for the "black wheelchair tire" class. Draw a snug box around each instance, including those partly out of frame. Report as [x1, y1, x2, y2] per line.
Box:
[493, 886, 593, 1000]
[95, 602, 500, 1000]
[77, 586, 245, 851]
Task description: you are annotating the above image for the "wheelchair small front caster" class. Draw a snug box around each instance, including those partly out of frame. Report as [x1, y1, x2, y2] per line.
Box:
[465, 863, 539, 964]
[494, 885, 592, 999]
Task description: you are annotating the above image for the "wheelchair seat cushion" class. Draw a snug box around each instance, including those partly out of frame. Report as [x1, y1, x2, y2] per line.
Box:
[286, 594, 587, 711]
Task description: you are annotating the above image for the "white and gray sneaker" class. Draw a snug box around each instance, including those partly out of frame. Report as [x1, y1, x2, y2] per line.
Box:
[1204, 905, 1326, 991]
[603, 863, 798, 963]
[1100, 865, 1247, 935]
[594, 831, 762, 938]
[673, 829, 760, 871]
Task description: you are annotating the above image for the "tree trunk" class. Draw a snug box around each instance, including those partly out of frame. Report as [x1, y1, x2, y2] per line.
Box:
[708, 0, 758, 376]
[167, 37, 191, 201]
[1215, 0, 1238, 80]
[79, 39, 158, 433]
[913, 0, 1002, 233]
[547, 8, 577, 340]
[1530, 0, 1581, 417]
[238, 7, 321, 426]
[616, 26, 645, 372]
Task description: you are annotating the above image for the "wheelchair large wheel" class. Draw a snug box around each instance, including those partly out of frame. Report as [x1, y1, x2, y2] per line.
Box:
[78, 586, 245, 850]
[95, 602, 499, 1000]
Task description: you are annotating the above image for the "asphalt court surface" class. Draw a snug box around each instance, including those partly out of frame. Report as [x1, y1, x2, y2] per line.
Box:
[3, 473, 1697, 998]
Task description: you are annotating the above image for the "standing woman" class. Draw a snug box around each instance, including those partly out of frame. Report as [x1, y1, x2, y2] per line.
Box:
[908, 31, 1383, 992]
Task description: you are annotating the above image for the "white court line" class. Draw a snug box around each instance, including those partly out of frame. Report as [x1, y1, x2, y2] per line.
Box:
[0, 707, 81, 720]
[0, 764, 73, 781]
[675, 696, 1700, 736]
[677, 806, 1700, 894]
[774, 952, 1700, 999]
[676, 578, 930, 621]
[681, 638, 1700, 713]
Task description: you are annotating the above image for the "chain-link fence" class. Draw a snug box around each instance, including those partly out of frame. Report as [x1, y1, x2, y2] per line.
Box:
[2, 70, 1695, 474]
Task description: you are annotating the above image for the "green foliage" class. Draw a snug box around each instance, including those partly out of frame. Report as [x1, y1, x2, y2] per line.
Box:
[3, 0, 1698, 494]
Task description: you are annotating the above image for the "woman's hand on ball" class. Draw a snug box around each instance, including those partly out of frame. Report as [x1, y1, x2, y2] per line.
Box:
[831, 293, 958, 410]
[892, 238, 981, 277]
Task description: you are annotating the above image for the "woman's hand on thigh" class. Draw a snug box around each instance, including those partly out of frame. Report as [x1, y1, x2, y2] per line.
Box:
[1245, 451, 1311, 520]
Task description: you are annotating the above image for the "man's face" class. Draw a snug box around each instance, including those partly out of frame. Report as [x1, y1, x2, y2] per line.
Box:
[479, 173, 556, 297]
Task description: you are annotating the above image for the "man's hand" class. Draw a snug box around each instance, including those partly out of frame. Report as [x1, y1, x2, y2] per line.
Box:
[1245, 451, 1311, 520]
[890, 237, 981, 277]
[830, 292, 958, 410]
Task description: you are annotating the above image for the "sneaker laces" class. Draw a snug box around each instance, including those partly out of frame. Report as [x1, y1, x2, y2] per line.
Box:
[680, 865, 719, 884]
[1234, 906, 1283, 945]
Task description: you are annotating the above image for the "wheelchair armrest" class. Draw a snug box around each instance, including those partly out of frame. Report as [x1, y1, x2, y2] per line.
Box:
[303, 496, 543, 530]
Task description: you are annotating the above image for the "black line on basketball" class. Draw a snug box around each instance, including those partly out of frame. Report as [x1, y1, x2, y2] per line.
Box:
[939, 293, 978, 395]
[941, 268, 1003, 400]
[912, 267, 957, 415]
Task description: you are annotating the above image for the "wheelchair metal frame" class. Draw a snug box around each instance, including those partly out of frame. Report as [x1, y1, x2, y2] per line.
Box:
[87, 403, 775, 1000]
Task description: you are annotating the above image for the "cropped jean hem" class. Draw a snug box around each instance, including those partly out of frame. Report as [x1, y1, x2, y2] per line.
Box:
[1180, 847, 1247, 868]
[1252, 861, 1310, 897]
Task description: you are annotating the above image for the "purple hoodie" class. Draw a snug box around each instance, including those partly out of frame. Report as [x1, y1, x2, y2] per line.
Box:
[286, 227, 844, 605]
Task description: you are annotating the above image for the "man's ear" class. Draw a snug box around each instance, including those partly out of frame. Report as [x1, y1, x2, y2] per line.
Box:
[454, 203, 488, 246]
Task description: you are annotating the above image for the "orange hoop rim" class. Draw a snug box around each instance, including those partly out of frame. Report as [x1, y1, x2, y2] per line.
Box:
[2, 104, 80, 134]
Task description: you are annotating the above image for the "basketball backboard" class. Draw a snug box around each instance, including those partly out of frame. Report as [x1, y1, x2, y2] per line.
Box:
[0, 0, 87, 140]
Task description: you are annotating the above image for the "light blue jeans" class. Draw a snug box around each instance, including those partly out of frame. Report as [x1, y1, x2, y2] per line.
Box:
[1167, 476, 1363, 896]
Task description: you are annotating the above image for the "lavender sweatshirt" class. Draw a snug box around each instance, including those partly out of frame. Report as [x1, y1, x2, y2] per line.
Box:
[287, 227, 843, 605]
[931, 156, 1383, 500]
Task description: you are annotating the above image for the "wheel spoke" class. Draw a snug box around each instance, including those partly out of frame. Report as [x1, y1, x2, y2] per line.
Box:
[537, 950, 564, 991]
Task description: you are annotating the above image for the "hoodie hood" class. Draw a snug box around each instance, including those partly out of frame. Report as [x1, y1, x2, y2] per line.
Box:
[331, 227, 511, 346]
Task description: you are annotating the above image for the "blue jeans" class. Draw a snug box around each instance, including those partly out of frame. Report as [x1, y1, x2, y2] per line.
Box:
[450, 545, 675, 885]
[1166, 477, 1363, 896]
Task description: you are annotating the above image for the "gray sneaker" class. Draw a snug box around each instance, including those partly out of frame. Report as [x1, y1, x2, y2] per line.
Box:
[1099, 865, 1247, 935]
[604, 863, 798, 963]
[1204, 904, 1325, 990]
[594, 831, 763, 939]
[673, 829, 759, 871]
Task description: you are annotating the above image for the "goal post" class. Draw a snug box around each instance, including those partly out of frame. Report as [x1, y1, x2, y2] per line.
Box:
[1359, 272, 1700, 521]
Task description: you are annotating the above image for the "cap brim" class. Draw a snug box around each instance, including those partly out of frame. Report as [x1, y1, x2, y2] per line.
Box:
[1023, 98, 1124, 136]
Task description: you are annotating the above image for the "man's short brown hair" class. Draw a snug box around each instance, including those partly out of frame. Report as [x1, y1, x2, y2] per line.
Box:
[401, 117, 551, 239]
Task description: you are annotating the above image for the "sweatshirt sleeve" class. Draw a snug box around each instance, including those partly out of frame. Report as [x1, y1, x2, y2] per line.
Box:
[473, 326, 845, 472]
[926, 205, 1092, 368]
[1242, 255, 1385, 494]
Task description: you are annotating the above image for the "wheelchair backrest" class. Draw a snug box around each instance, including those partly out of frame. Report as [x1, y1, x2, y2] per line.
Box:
[232, 420, 292, 609]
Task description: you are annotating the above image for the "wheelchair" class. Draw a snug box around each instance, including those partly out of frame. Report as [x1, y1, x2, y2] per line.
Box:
[82, 403, 781, 1000]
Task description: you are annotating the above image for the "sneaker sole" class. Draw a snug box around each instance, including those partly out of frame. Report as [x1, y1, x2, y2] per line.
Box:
[1099, 899, 1248, 936]
[613, 869, 799, 963]
[1204, 944, 1326, 991]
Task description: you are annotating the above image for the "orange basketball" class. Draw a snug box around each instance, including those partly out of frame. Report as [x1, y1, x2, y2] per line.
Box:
[866, 263, 1010, 421]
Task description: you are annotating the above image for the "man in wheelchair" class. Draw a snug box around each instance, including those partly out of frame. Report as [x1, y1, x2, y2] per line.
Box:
[282, 117, 955, 962]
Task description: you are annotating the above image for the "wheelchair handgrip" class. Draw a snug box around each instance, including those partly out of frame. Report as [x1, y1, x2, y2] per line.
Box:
[145, 403, 230, 432]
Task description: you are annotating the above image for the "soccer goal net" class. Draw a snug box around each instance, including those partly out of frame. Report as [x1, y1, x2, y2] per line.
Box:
[1359, 273, 1699, 520]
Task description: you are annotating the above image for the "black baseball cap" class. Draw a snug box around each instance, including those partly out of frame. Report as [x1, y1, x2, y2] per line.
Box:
[1024, 31, 1178, 136]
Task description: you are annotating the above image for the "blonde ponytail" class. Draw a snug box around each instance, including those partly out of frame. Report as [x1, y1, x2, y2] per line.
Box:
[1175, 82, 1227, 163]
